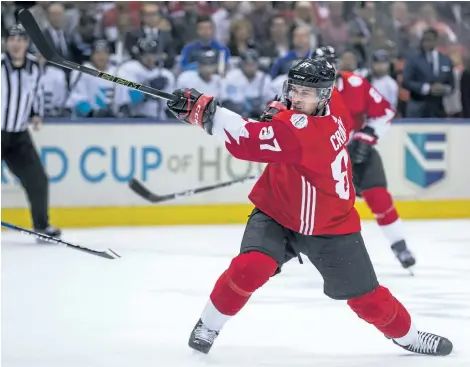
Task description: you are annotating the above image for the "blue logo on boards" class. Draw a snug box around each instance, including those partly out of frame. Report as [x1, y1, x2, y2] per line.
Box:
[404, 133, 446, 188]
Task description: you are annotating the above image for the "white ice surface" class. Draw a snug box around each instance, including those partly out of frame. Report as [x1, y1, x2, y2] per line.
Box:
[2, 220, 470, 367]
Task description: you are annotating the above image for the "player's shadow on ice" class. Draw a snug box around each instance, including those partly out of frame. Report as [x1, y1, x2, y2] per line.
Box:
[200, 345, 443, 367]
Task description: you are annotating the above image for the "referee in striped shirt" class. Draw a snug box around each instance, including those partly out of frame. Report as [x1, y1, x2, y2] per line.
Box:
[2, 25, 61, 240]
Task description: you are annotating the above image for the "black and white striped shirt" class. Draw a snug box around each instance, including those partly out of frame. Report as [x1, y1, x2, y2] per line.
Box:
[1, 53, 44, 132]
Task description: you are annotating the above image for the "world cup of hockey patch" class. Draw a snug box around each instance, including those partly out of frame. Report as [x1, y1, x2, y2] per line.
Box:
[290, 114, 308, 129]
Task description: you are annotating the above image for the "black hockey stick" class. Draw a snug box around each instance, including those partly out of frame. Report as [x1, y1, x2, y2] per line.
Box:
[1, 221, 121, 260]
[128, 176, 258, 203]
[18, 9, 177, 102]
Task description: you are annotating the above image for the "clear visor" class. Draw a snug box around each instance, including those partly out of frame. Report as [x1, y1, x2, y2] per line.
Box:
[282, 81, 333, 106]
[331, 58, 340, 71]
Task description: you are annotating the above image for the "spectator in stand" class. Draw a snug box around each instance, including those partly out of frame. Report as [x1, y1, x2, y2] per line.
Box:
[434, 3, 460, 25]
[246, 2, 276, 45]
[228, 19, 257, 57]
[2, 2, 18, 36]
[221, 49, 273, 118]
[319, 2, 349, 55]
[290, 2, 320, 51]
[125, 2, 175, 69]
[457, 4, 470, 47]
[9, 0, 469, 122]
[348, 2, 391, 68]
[371, 26, 398, 61]
[168, 1, 215, 17]
[412, 4, 458, 45]
[384, 2, 418, 117]
[259, 15, 290, 59]
[103, 12, 133, 60]
[403, 28, 454, 118]
[115, 38, 175, 119]
[33, 51, 68, 117]
[211, 1, 245, 45]
[347, 2, 373, 68]
[171, 1, 201, 54]
[444, 44, 465, 117]
[269, 25, 312, 79]
[43, 3, 72, 60]
[370, 50, 399, 109]
[67, 40, 116, 118]
[179, 16, 230, 72]
[338, 48, 369, 78]
[384, 2, 418, 58]
[102, 2, 140, 30]
[102, 2, 140, 51]
[461, 59, 470, 118]
[27, 1, 50, 31]
[177, 47, 222, 97]
[69, 14, 99, 65]
[63, 2, 96, 35]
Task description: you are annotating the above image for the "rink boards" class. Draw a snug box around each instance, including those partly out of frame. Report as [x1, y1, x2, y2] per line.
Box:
[2, 118, 470, 228]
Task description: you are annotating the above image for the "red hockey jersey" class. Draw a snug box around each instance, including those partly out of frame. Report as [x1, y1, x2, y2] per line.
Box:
[336, 71, 395, 138]
[211, 96, 361, 235]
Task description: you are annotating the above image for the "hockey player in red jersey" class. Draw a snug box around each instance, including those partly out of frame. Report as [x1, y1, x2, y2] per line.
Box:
[166, 58, 452, 357]
[315, 46, 416, 270]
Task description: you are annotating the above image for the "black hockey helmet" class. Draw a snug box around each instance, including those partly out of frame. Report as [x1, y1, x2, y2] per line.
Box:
[197, 47, 218, 66]
[240, 49, 259, 65]
[92, 39, 110, 54]
[283, 57, 336, 114]
[135, 38, 159, 55]
[7, 24, 28, 39]
[239, 49, 259, 78]
[287, 58, 336, 89]
[372, 49, 389, 63]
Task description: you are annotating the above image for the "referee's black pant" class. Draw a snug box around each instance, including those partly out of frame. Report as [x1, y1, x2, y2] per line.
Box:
[2, 130, 49, 230]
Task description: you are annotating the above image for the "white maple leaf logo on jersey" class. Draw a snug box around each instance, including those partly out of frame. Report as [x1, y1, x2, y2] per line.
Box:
[348, 75, 363, 87]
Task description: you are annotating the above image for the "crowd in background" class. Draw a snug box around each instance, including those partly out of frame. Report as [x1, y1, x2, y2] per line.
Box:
[2, 1, 470, 119]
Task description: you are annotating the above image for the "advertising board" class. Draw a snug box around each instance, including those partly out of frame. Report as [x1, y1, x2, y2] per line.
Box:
[2, 120, 469, 227]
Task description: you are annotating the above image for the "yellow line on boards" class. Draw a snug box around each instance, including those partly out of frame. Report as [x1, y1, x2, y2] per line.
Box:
[2, 200, 470, 229]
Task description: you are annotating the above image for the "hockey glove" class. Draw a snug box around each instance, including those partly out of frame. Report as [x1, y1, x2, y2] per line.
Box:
[167, 88, 217, 135]
[348, 125, 378, 164]
[259, 97, 287, 122]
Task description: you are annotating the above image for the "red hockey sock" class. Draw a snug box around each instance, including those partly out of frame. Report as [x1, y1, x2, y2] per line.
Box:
[209, 251, 278, 316]
[361, 187, 399, 226]
[347, 285, 411, 338]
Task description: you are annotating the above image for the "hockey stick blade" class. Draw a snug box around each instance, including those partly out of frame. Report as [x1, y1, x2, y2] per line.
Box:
[1, 221, 120, 260]
[128, 178, 162, 202]
[18, 9, 177, 102]
[128, 176, 258, 203]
